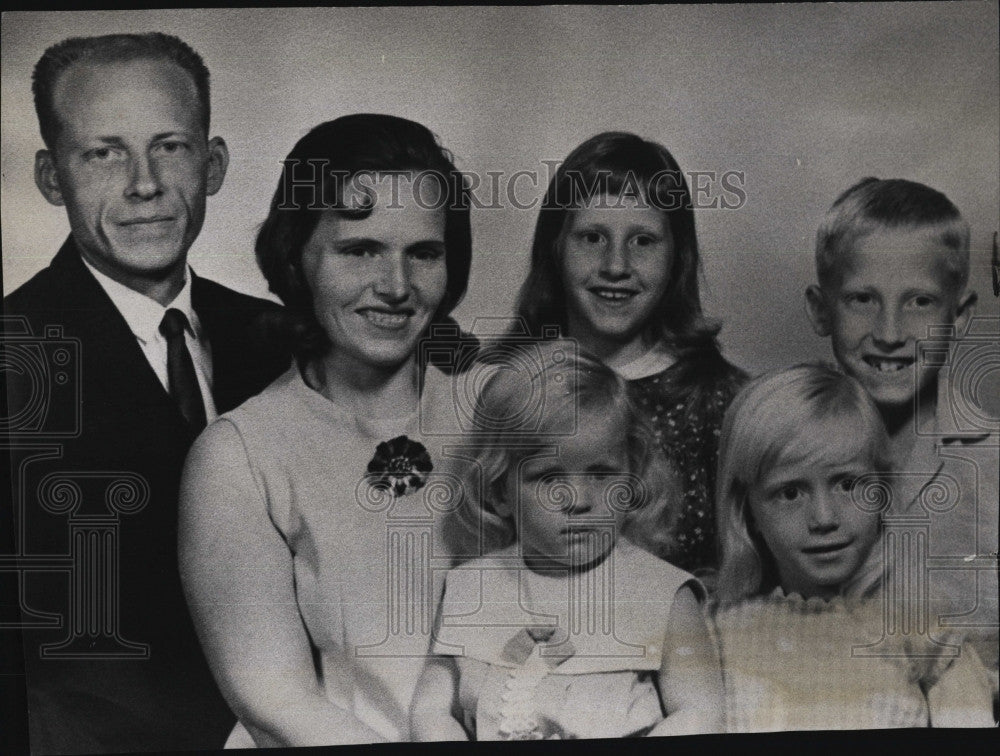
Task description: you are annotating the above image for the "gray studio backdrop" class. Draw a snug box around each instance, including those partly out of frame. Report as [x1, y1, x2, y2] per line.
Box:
[2, 4, 998, 377]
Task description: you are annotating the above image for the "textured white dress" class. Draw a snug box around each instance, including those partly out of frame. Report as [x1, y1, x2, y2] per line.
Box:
[713, 589, 994, 731]
[431, 541, 702, 740]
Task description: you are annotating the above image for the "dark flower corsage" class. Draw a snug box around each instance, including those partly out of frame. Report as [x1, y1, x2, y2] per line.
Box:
[365, 435, 433, 497]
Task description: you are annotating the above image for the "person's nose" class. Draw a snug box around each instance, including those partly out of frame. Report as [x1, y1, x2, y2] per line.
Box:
[567, 480, 602, 516]
[807, 490, 840, 534]
[124, 153, 163, 201]
[598, 237, 630, 280]
[871, 306, 905, 349]
[373, 251, 411, 302]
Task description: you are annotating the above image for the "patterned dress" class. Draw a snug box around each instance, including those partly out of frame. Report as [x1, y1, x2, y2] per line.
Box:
[625, 347, 746, 574]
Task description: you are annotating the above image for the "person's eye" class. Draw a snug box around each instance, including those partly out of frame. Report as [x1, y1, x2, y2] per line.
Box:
[844, 292, 875, 307]
[776, 485, 802, 502]
[835, 477, 857, 494]
[409, 245, 444, 262]
[155, 140, 189, 155]
[908, 294, 936, 309]
[631, 234, 659, 248]
[523, 469, 555, 487]
[339, 245, 376, 258]
[577, 230, 604, 246]
[85, 147, 122, 162]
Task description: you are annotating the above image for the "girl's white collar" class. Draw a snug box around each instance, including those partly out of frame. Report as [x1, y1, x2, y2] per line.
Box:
[612, 342, 675, 380]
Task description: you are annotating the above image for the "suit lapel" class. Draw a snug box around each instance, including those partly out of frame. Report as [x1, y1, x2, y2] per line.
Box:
[191, 269, 290, 416]
[192, 272, 251, 415]
[49, 239, 188, 429]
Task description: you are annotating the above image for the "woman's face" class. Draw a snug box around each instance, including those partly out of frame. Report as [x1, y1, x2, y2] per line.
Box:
[300, 177, 448, 373]
[559, 194, 673, 360]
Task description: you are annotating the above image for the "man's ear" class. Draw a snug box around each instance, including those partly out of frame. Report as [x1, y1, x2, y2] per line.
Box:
[953, 288, 977, 336]
[34, 149, 65, 207]
[805, 284, 832, 337]
[205, 136, 229, 197]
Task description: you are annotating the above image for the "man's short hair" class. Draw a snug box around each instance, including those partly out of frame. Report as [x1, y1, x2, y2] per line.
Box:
[814, 177, 970, 291]
[32, 32, 211, 150]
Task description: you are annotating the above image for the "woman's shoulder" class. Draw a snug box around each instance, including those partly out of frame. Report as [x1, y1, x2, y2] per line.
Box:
[220, 364, 304, 424]
[200, 365, 332, 464]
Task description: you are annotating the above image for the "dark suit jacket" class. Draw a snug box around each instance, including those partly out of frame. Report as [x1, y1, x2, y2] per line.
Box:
[2, 238, 291, 754]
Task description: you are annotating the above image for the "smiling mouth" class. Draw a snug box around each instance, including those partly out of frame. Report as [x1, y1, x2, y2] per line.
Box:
[359, 309, 412, 329]
[802, 541, 852, 555]
[589, 287, 638, 302]
[862, 356, 913, 373]
[120, 217, 174, 226]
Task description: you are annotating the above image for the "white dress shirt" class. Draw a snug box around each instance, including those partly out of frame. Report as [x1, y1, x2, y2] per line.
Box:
[81, 257, 218, 423]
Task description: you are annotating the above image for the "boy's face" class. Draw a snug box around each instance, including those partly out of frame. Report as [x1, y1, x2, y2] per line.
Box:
[807, 226, 974, 411]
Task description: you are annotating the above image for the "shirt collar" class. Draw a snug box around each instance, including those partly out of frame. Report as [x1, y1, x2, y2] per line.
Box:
[915, 373, 992, 447]
[80, 255, 201, 344]
[614, 342, 675, 380]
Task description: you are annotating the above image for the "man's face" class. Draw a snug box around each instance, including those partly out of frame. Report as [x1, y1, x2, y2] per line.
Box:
[37, 57, 227, 292]
[807, 227, 973, 411]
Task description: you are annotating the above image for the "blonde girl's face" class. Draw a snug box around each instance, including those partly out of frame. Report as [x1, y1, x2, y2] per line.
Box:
[501, 408, 630, 570]
[747, 425, 881, 599]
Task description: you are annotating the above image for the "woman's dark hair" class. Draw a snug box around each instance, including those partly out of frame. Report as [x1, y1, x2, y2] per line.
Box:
[255, 114, 473, 361]
[514, 131, 720, 353]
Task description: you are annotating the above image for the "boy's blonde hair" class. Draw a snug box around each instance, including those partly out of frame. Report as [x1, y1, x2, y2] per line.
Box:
[455, 340, 680, 561]
[715, 363, 891, 602]
[814, 177, 970, 291]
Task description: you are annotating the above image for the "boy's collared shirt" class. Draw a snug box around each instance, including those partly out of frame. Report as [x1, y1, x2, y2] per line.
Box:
[888, 375, 998, 683]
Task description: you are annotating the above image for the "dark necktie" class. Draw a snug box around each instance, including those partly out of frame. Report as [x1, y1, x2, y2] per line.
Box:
[159, 308, 207, 432]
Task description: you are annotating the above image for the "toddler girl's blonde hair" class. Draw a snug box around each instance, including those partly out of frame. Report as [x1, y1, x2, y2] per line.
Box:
[715, 362, 891, 602]
[456, 340, 681, 561]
